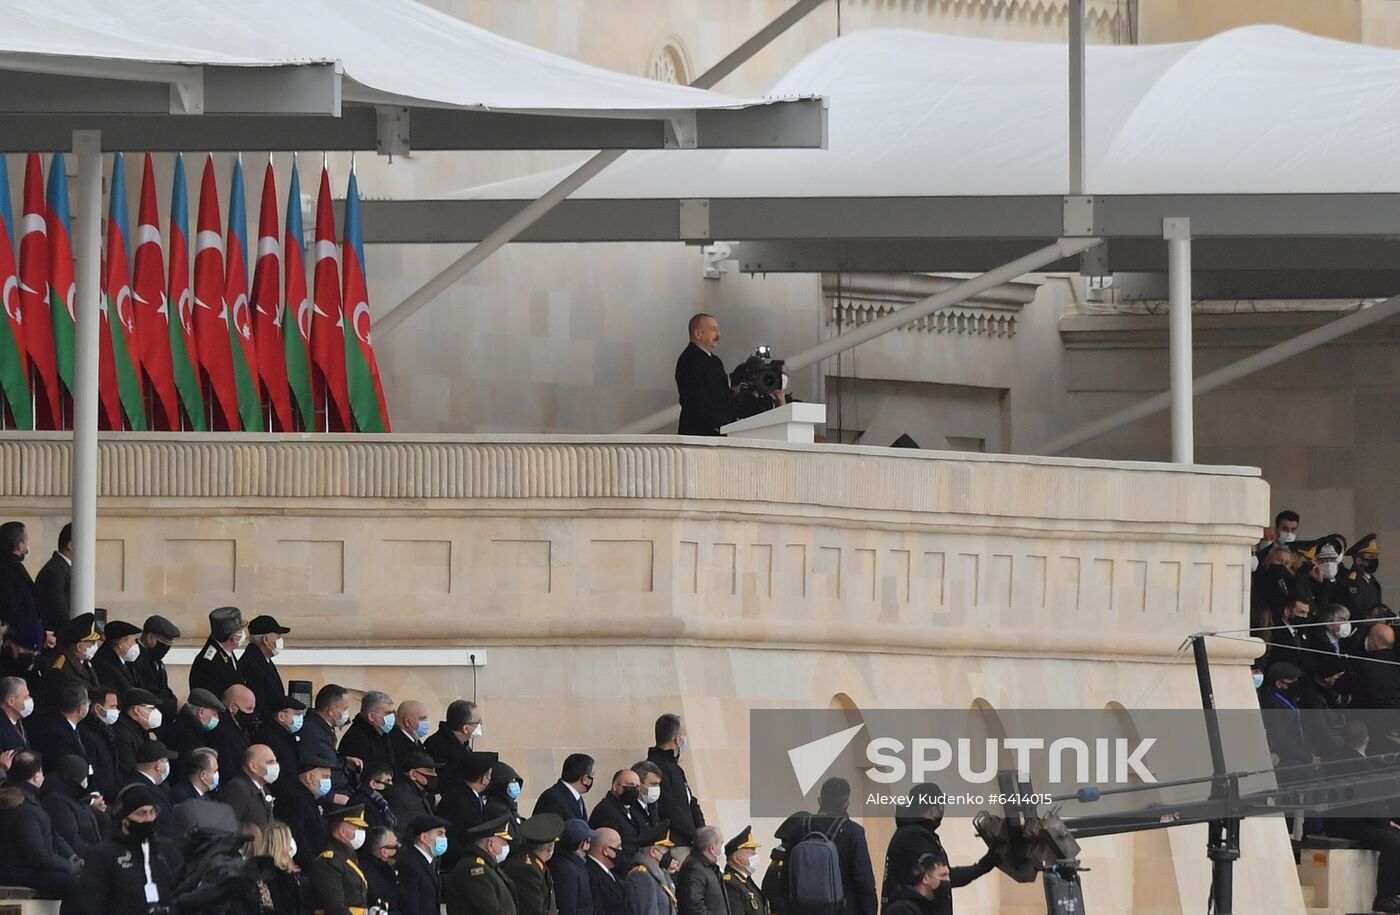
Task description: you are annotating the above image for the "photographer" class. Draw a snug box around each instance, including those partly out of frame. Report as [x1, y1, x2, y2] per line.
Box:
[675, 314, 736, 436]
[729, 346, 787, 421]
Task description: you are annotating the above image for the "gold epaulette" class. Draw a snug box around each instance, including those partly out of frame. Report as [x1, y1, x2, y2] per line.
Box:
[319, 850, 335, 859]
[631, 865, 648, 874]
[51, 655, 65, 670]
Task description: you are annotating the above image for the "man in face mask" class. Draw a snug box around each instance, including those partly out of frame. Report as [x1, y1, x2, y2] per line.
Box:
[1353, 623, 1400, 712]
[588, 827, 629, 914]
[188, 606, 247, 700]
[252, 693, 305, 795]
[112, 687, 163, 783]
[1267, 600, 1315, 678]
[445, 814, 517, 915]
[882, 853, 952, 915]
[300, 683, 352, 803]
[163, 687, 222, 761]
[276, 757, 335, 871]
[239, 614, 289, 718]
[41, 612, 102, 702]
[631, 762, 664, 829]
[210, 684, 255, 777]
[1259, 662, 1318, 773]
[122, 740, 179, 836]
[1314, 604, 1356, 656]
[71, 784, 181, 910]
[390, 699, 430, 770]
[221, 742, 278, 828]
[625, 821, 679, 915]
[130, 615, 180, 728]
[591, 768, 647, 869]
[1296, 538, 1346, 616]
[647, 713, 704, 852]
[401, 814, 452, 915]
[386, 751, 443, 830]
[1257, 510, 1301, 559]
[360, 825, 403, 915]
[720, 826, 767, 915]
[90, 619, 142, 696]
[78, 686, 120, 802]
[0, 520, 39, 632]
[880, 782, 997, 913]
[307, 803, 373, 915]
[339, 690, 398, 785]
[425, 699, 482, 798]
[0, 674, 34, 758]
[1342, 534, 1384, 618]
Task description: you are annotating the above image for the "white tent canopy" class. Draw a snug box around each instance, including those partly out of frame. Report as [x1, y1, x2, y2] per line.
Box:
[0, 0, 826, 151]
[360, 25, 1400, 293]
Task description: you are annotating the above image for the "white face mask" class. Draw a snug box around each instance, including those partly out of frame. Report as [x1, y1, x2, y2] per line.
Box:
[495, 843, 510, 864]
[1249, 555, 1259, 573]
[272, 637, 284, 656]
[19, 697, 34, 718]
[122, 643, 141, 664]
[1322, 561, 1339, 581]
[81, 643, 98, 661]
[337, 710, 351, 728]
[146, 707, 164, 730]
[472, 723, 483, 740]
[643, 786, 661, 805]
[289, 838, 299, 859]
[349, 828, 366, 851]
[264, 762, 281, 784]
[1338, 622, 1354, 640]
[100, 707, 120, 726]
[1278, 531, 1296, 545]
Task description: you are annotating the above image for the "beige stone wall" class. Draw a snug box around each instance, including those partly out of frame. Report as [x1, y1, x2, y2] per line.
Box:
[0, 434, 1297, 913]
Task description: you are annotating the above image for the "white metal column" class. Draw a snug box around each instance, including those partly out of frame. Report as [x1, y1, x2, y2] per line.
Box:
[1165, 216, 1193, 464]
[70, 129, 101, 620]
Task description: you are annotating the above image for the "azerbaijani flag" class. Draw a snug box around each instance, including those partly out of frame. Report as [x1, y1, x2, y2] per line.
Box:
[251, 159, 293, 431]
[46, 155, 77, 415]
[103, 153, 147, 430]
[283, 158, 315, 431]
[19, 155, 59, 429]
[132, 153, 181, 431]
[193, 155, 241, 430]
[341, 168, 390, 433]
[310, 164, 351, 431]
[0, 156, 32, 429]
[168, 155, 207, 431]
[225, 157, 262, 431]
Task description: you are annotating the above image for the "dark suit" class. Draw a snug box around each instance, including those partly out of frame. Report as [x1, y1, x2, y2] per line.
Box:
[167, 777, 207, 806]
[0, 710, 29, 755]
[339, 715, 397, 779]
[549, 850, 594, 915]
[0, 782, 77, 896]
[112, 714, 153, 783]
[440, 787, 489, 871]
[647, 746, 704, 846]
[588, 855, 629, 915]
[164, 708, 215, 761]
[33, 552, 70, 634]
[386, 779, 435, 829]
[220, 772, 274, 827]
[389, 726, 426, 774]
[209, 712, 251, 778]
[129, 644, 178, 726]
[675, 342, 734, 436]
[276, 782, 328, 871]
[535, 780, 588, 821]
[361, 852, 402, 914]
[90, 644, 138, 696]
[591, 791, 650, 866]
[187, 637, 243, 699]
[238, 644, 285, 717]
[0, 554, 38, 627]
[424, 726, 471, 789]
[252, 717, 300, 798]
[399, 844, 443, 915]
[27, 712, 85, 771]
[39, 780, 105, 856]
[78, 715, 119, 801]
[297, 711, 349, 792]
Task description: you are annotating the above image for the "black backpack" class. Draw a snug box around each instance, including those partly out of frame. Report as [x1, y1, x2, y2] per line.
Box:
[786, 816, 845, 915]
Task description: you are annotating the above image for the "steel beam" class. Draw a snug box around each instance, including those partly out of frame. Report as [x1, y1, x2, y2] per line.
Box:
[1165, 218, 1193, 463]
[70, 130, 101, 623]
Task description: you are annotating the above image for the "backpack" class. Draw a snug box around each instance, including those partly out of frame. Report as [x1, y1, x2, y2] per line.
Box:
[786, 816, 845, 915]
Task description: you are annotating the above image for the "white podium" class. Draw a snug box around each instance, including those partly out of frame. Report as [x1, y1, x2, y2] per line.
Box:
[721, 402, 827, 443]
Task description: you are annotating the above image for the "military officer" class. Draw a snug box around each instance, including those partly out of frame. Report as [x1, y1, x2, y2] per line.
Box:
[42, 612, 103, 703]
[188, 606, 247, 698]
[722, 827, 768, 915]
[1342, 534, 1384, 618]
[1295, 538, 1346, 616]
[131, 615, 181, 730]
[446, 813, 519, 915]
[504, 813, 564, 915]
[628, 821, 679, 915]
[308, 803, 372, 915]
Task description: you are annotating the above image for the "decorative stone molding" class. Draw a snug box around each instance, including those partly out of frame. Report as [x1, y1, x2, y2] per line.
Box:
[822, 273, 1036, 339]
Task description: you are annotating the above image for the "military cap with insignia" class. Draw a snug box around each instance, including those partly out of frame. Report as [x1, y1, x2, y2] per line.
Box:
[636, 820, 675, 849]
[324, 803, 370, 828]
[725, 825, 761, 857]
[298, 754, 337, 774]
[406, 813, 452, 839]
[102, 619, 141, 642]
[186, 688, 223, 712]
[269, 694, 308, 713]
[518, 813, 565, 844]
[120, 687, 159, 711]
[209, 606, 244, 640]
[248, 614, 291, 636]
[1347, 533, 1380, 558]
[57, 612, 102, 646]
[460, 750, 498, 781]
[135, 740, 179, 763]
[464, 813, 514, 842]
[142, 615, 181, 639]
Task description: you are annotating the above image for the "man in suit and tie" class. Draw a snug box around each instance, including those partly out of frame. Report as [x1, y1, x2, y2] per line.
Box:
[535, 753, 595, 822]
[588, 826, 630, 914]
[440, 749, 496, 871]
[399, 813, 451, 915]
[239, 615, 289, 716]
[390, 699, 430, 774]
[590, 768, 649, 868]
[220, 743, 279, 828]
[0, 674, 34, 756]
[27, 681, 88, 772]
[32, 522, 71, 640]
[674, 313, 736, 436]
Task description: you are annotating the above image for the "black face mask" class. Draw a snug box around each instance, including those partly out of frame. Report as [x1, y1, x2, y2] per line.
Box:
[423, 775, 439, 795]
[620, 786, 640, 804]
[150, 641, 171, 660]
[660, 851, 674, 870]
[1362, 557, 1380, 575]
[124, 819, 156, 840]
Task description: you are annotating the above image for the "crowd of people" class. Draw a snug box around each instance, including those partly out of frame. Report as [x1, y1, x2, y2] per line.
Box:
[1249, 510, 1400, 913]
[0, 519, 998, 915]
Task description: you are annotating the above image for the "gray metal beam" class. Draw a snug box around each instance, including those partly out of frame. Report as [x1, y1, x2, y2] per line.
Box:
[1115, 270, 1400, 301]
[0, 97, 827, 153]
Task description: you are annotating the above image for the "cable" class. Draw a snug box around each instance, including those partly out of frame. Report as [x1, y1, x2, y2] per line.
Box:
[1209, 632, 1400, 669]
[469, 652, 479, 703]
[1128, 637, 1196, 708]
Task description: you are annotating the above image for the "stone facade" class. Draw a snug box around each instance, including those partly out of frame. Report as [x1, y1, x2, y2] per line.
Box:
[0, 433, 1296, 913]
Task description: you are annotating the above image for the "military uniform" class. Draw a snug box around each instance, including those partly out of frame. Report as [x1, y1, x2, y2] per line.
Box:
[308, 805, 371, 915]
[505, 813, 565, 915]
[1342, 534, 1384, 617]
[446, 814, 519, 915]
[188, 606, 246, 698]
[628, 822, 679, 915]
[41, 613, 104, 704]
[722, 827, 769, 915]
